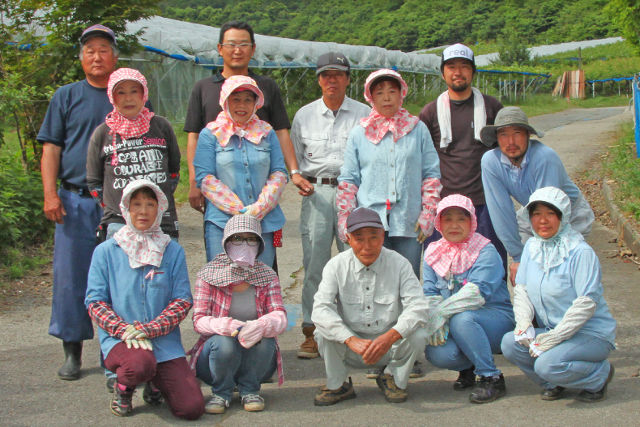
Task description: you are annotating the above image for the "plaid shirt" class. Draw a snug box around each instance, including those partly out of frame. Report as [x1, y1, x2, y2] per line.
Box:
[189, 254, 286, 384]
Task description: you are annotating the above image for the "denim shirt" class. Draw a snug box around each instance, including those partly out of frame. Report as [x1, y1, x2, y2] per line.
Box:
[194, 128, 287, 233]
[338, 121, 440, 237]
[481, 140, 591, 261]
[423, 244, 513, 317]
[516, 240, 616, 345]
[85, 240, 193, 362]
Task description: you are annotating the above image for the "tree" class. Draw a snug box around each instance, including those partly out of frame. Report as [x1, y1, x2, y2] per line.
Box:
[606, 0, 640, 54]
[0, 0, 159, 170]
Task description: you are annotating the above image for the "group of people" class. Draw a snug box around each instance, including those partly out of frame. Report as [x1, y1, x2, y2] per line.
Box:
[37, 20, 616, 420]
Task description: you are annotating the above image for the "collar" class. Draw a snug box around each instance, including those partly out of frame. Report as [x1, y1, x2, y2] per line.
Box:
[351, 247, 384, 273]
[319, 96, 352, 116]
[499, 142, 530, 170]
[212, 70, 258, 83]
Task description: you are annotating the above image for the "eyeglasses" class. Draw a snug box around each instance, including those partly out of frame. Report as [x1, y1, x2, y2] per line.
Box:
[220, 42, 253, 50]
[229, 235, 260, 246]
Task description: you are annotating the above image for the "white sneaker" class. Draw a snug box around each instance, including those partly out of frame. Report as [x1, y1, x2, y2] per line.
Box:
[241, 394, 265, 412]
[205, 394, 229, 414]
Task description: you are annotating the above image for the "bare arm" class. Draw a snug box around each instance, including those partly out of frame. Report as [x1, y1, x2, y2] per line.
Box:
[275, 128, 313, 195]
[41, 143, 65, 224]
[187, 132, 205, 212]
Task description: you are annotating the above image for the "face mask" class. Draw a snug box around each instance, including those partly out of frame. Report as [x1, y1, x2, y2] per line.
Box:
[225, 242, 259, 269]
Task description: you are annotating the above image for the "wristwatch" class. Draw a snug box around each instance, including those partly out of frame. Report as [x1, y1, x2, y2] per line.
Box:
[290, 169, 302, 176]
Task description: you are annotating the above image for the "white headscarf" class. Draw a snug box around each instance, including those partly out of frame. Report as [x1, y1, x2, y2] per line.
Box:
[113, 179, 171, 268]
[525, 187, 584, 272]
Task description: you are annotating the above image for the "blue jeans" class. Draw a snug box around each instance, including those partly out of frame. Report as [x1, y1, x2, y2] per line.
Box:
[195, 335, 277, 400]
[501, 330, 613, 392]
[425, 308, 514, 377]
[384, 233, 421, 278]
[204, 220, 274, 265]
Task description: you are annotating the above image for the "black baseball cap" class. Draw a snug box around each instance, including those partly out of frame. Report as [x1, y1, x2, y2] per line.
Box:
[316, 52, 350, 75]
[346, 207, 384, 233]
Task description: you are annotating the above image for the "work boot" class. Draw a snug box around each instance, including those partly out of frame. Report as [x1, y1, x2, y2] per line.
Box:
[58, 341, 82, 380]
[576, 364, 614, 403]
[111, 383, 134, 416]
[469, 374, 506, 403]
[297, 326, 319, 359]
[142, 382, 163, 405]
[314, 377, 356, 406]
[541, 386, 565, 401]
[453, 366, 476, 390]
[376, 373, 408, 403]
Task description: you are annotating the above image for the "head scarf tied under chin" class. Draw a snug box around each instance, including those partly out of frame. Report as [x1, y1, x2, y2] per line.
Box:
[424, 194, 490, 277]
[525, 186, 584, 272]
[359, 68, 419, 144]
[205, 75, 272, 147]
[113, 179, 171, 269]
[105, 68, 155, 166]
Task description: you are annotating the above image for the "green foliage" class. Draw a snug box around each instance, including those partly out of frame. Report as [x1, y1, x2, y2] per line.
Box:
[159, 0, 619, 52]
[495, 32, 531, 66]
[602, 123, 640, 220]
[606, 0, 640, 54]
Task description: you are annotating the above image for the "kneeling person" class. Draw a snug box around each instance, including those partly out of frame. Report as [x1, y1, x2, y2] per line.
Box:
[312, 207, 429, 405]
[423, 195, 514, 403]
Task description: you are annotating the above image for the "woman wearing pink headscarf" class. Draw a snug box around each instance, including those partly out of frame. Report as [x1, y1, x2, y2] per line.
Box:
[337, 69, 441, 278]
[422, 194, 514, 404]
[194, 75, 287, 265]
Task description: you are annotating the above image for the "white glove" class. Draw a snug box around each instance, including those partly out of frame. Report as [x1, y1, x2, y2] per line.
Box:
[122, 324, 153, 351]
[514, 326, 536, 347]
[427, 324, 449, 346]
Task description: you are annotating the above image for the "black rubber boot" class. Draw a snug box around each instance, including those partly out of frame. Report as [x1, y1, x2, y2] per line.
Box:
[58, 341, 82, 380]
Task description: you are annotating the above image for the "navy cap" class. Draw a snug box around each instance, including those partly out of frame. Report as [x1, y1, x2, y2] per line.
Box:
[346, 207, 384, 233]
[80, 24, 116, 45]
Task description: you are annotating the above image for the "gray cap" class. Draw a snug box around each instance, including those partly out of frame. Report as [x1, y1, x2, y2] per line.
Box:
[80, 24, 116, 45]
[346, 207, 384, 233]
[316, 52, 350, 75]
[480, 106, 544, 146]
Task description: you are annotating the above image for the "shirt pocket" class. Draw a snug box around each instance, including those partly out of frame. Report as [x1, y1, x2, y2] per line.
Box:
[340, 292, 363, 307]
[300, 133, 329, 160]
[543, 272, 575, 300]
[214, 145, 236, 170]
[373, 293, 398, 315]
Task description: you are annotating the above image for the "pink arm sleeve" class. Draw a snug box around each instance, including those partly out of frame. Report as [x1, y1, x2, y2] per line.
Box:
[243, 171, 287, 220]
[258, 309, 287, 338]
[336, 181, 359, 242]
[417, 177, 442, 236]
[201, 174, 245, 214]
[194, 316, 245, 336]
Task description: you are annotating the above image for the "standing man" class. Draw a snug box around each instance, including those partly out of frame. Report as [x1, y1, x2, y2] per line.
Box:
[480, 106, 595, 284]
[290, 52, 370, 359]
[38, 24, 118, 380]
[184, 20, 305, 214]
[419, 43, 507, 268]
[311, 208, 430, 406]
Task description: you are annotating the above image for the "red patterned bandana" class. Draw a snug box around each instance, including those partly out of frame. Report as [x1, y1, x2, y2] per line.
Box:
[105, 68, 155, 165]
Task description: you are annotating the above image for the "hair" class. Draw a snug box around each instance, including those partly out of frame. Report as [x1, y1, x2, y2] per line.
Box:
[219, 20, 255, 45]
[130, 186, 157, 202]
[527, 201, 562, 220]
[78, 37, 119, 60]
[369, 76, 401, 93]
[231, 88, 258, 100]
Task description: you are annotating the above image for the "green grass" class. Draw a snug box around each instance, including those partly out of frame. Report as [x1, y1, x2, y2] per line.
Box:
[174, 127, 190, 205]
[602, 123, 640, 220]
[505, 93, 631, 117]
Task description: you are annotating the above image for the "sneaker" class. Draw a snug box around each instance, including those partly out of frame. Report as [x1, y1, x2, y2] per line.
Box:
[142, 382, 163, 405]
[366, 368, 382, 379]
[205, 394, 229, 414]
[242, 394, 265, 412]
[453, 366, 476, 390]
[410, 360, 425, 379]
[469, 374, 506, 404]
[110, 383, 134, 417]
[576, 364, 614, 403]
[541, 386, 565, 401]
[376, 373, 408, 403]
[314, 377, 357, 406]
[297, 327, 319, 359]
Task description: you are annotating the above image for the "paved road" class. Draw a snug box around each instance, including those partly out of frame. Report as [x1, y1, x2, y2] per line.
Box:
[1, 107, 638, 426]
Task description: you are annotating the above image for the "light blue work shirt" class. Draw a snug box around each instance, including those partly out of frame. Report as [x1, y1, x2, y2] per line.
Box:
[516, 240, 616, 346]
[338, 121, 441, 237]
[194, 128, 287, 233]
[85, 240, 193, 362]
[423, 244, 513, 316]
[481, 140, 592, 261]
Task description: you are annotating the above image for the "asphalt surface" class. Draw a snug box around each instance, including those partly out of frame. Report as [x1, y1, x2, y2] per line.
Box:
[1, 107, 638, 426]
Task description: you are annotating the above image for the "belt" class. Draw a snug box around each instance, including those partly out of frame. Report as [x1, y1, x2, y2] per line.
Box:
[304, 176, 338, 186]
[61, 181, 92, 197]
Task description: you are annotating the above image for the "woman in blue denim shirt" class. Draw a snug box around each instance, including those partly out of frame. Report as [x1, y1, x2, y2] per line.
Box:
[194, 75, 288, 264]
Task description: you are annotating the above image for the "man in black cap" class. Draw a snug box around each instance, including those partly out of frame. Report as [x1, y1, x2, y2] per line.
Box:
[37, 24, 119, 381]
[419, 43, 506, 283]
[290, 52, 370, 359]
[311, 207, 429, 406]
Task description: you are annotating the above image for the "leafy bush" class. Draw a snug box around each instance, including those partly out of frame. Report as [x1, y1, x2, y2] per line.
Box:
[603, 123, 640, 220]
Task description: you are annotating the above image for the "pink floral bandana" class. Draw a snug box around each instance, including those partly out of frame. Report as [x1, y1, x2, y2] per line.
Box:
[424, 194, 490, 277]
[360, 68, 419, 144]
[113, 179, 171, 269]
[206, 75, 272, 147]
[105, 68, 155, 165]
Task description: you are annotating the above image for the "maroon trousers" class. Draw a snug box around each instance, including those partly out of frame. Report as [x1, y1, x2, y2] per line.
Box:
[105, 342, 204, 420]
